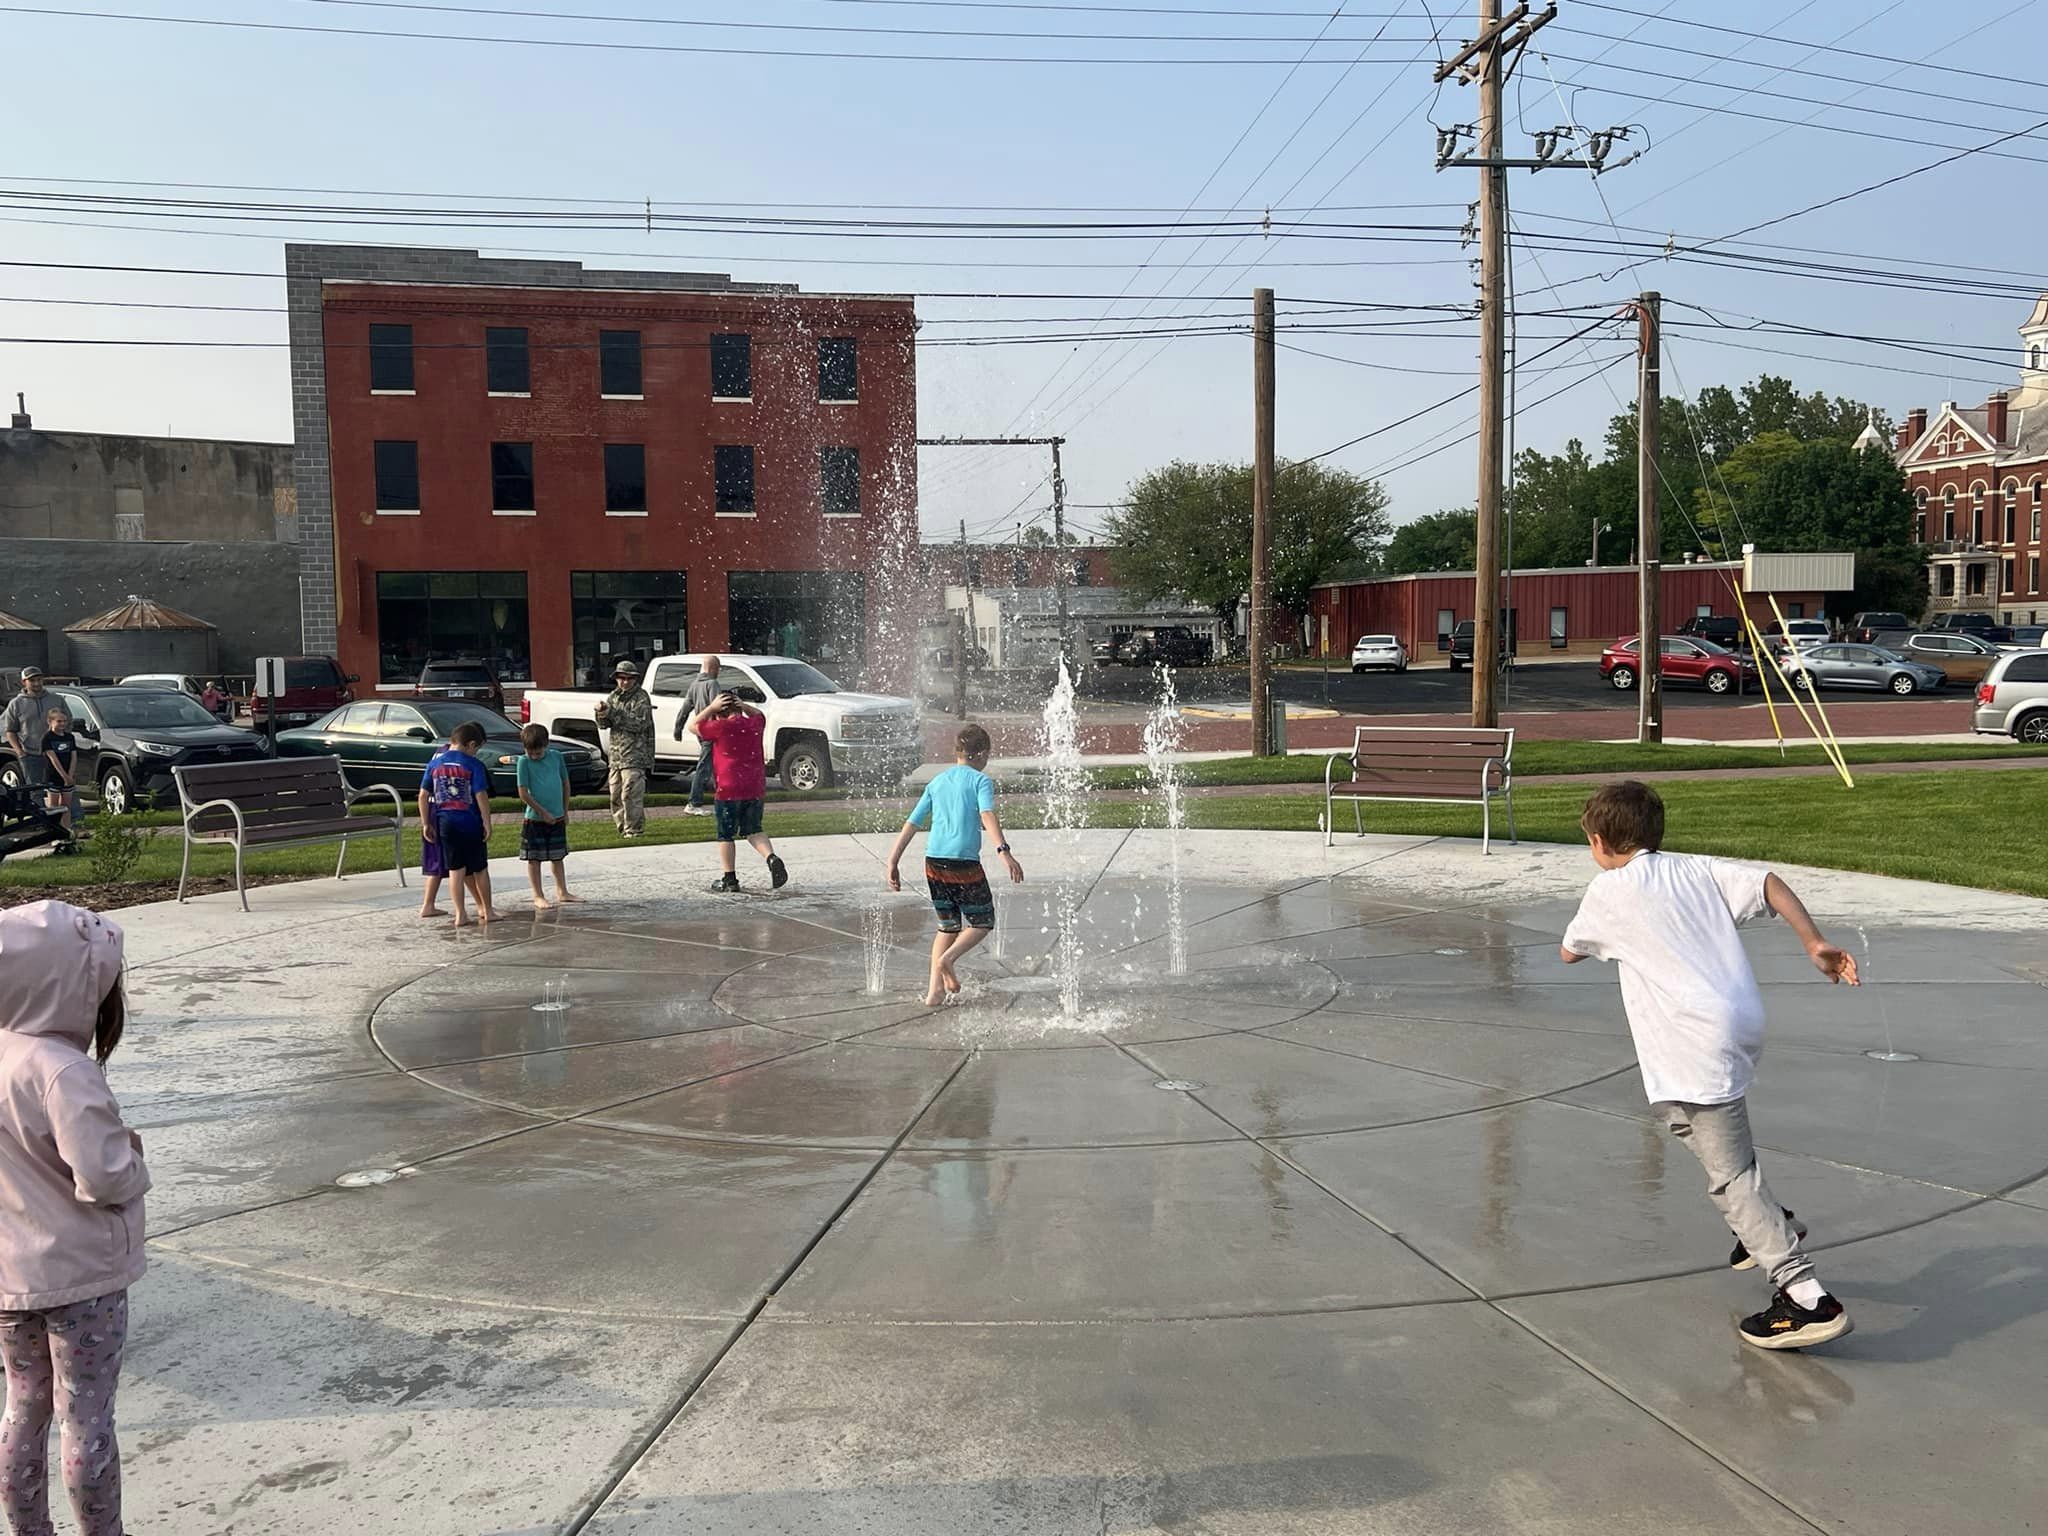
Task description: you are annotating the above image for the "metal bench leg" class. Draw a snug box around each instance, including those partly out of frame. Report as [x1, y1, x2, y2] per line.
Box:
[178, 834, 191, 904]
[234, 838, 248, 913]
[1506, 789, 1518, 845]
[335, 835, 349, 880]
[393, 822, 407, 888]
[1352, 797, 1363, 838]
[1324, 788, 1333, 848]
[1482, 795, 1491, 856]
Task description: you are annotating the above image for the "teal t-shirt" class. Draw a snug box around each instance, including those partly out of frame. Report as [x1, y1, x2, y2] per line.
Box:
[910, 764, 995, 861]
[515, 749, 570, 821]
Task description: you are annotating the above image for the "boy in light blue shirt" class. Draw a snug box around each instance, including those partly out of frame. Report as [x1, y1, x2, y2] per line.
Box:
[886, 723, 1025, 1005]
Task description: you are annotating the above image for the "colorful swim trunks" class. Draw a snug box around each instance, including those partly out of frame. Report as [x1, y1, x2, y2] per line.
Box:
[925, 856, 995, 933]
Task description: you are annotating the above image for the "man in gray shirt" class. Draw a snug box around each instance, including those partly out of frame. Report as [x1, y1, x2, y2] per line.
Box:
[4, 668, 67, 790]
[674, 655, 724, 816]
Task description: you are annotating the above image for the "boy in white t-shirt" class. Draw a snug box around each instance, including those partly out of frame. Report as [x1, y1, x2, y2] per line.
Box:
[1561, 780, 1860, 1351]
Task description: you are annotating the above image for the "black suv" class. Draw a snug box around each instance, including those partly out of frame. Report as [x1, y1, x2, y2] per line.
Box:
[415, 657, 506, 709]
[1849, 611, 1914, 645]
[1677, 615, 1747, 649]
[1929, 613, 2015, 644]
[1120, 627, 1212, 667]
[24, 685, 267, 815]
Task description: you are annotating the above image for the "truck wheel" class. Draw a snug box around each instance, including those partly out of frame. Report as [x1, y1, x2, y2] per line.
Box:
[778, 739, 832, 792]
[99, 764, 134, 816]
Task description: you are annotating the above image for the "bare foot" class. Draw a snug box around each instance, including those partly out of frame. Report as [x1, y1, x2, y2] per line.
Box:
[557, 891, 584, 903]
[479, 908, 499, 926]
[531, 897, 556, 911]
[923, 987, 946, 1007]
[940, 966, 963, 995]
[418, 906, 444, 919]
[453, 915, 474, 928]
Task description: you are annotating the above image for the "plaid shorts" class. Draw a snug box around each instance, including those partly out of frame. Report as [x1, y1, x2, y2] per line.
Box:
[926, 857, 995, 933]
[520, 819, 569, 863]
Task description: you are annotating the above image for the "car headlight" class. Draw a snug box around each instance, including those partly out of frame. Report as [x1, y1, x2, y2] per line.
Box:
[132, 740, 179, 757]
[494, 753, 519, 767]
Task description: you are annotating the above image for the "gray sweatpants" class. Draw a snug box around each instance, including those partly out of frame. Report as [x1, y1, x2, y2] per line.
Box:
[1655, 1096, 1816, 1292]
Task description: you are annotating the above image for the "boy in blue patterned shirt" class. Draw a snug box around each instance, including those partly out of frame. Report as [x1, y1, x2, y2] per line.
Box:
[418, 720, 497, 928]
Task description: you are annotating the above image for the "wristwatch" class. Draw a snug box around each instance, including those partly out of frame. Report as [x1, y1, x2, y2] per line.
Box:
[995, 843, 1012, 854]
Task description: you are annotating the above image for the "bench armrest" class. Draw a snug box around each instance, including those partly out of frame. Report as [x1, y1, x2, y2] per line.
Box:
[1324, 753, 1356, 790]
[1483, 753, 1511, 791]
[344, 782, 405, 820]
[182, 796, 246, 841]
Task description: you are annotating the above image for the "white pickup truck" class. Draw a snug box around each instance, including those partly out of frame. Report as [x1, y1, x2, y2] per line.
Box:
[519, 653, 925, 791]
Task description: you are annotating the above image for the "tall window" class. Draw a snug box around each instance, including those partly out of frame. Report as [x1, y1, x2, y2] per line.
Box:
[369, 323, 414, 391]
[727, 571, 865, 665]
[1939, 565, 1957, 597]
[599, 329, 642, 396]
[2004, 557, 2017, 594]
[715, 445, 755, 514]
[2031, 555, 2041, 594]
[373, 440, 419, 512]
[1971, 483, 1986, 543]
[819, 337, 858, 402]
[1550, 607, 1569, 648]
[2003, 481, 2020, 544]
[1071, 557, 1091, 588]
[605, 444, 646, 514]
[1943, 486, 1956, 541]
[820, 447, 860, 517]
[1913, 488, 1928, 544]
[2034, 479, 2044, 543]
[710, 333, 752, 400]
[375, 572, 530, 683]
[486, 326, 530, 393]
[491, 442, 535, 513]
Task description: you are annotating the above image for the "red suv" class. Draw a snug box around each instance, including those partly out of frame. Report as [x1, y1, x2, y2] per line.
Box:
[248, 656, 356, 729]
[1600, 635, 1757, 696]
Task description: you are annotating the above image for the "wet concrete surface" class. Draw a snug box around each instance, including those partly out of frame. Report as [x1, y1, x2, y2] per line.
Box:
[98, 831, 2047, 1532]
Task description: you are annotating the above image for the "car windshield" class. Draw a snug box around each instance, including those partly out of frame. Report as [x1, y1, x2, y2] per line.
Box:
[284, 659, 342, 689]
[1357, 636, 1396, 647]
[414, 701, 521, 737]
[422, 663, 492, 684]
[95, 691, 221, 730]
[752, 661, 839, 698]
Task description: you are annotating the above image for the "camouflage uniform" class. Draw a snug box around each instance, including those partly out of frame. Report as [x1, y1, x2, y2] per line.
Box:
[595, 684, 655, 834]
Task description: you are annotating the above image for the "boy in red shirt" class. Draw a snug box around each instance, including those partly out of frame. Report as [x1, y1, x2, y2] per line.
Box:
[687, 689, 788, 893]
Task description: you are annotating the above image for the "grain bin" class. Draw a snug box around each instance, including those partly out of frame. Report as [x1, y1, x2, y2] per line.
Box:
[0, 609, 47, 678]
[63, 595, 218, 681]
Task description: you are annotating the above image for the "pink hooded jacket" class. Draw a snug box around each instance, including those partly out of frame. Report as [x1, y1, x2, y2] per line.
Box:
[0, 901, 150, 1310]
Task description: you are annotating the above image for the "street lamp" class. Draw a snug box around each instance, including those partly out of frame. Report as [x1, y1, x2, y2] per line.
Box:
[1589, 519, 1612, 567]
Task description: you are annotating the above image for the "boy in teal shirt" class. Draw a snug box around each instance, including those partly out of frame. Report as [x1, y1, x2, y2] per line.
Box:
[515, 723, 580, 909]
[886, 723, 1024, 1005]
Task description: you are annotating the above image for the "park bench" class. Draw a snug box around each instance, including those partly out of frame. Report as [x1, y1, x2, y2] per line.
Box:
[1323, 725, 1517, 854]
[174, 755, 406, 911]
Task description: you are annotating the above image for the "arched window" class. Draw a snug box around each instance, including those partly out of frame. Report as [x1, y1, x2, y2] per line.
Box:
[2033, 343, 2045, 370]
[1942, 485, 1957, 541]
[2034, 478, 2044, 545]
[1914, 487, 1928, 543]
[1971, 481, 1988, 543]
[2003, 480, 2021, 544]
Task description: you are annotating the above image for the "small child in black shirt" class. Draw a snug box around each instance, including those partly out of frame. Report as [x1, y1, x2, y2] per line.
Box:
[41, 706, 78, 843]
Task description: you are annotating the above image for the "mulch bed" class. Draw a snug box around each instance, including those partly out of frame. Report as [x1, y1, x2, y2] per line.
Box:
[0, 874, 306, 913]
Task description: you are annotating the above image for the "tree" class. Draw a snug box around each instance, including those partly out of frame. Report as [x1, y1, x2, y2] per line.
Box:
[1384, 508, 1477, 573]
[1105, 460, 1391, 614]
[1744, 439, 1921, 615]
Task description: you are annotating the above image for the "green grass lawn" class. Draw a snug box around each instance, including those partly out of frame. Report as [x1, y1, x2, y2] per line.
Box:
[6, 766, 2040, 900]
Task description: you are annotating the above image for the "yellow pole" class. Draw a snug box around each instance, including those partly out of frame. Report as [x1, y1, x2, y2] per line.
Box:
[1758, 594, 1855, 788]
[1733, 583, 1788, 755]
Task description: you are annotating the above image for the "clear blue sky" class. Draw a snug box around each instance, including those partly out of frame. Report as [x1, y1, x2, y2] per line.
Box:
[5, 0, 2043, 548]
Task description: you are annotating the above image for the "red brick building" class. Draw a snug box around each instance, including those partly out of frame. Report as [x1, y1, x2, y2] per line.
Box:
[286, 245, 918, 690]
[1892, 293, 2048, 625]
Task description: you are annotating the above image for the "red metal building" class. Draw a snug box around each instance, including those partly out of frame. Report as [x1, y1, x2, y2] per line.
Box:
[1308, 558, 1833, 659]
[287, 245, 918, 691]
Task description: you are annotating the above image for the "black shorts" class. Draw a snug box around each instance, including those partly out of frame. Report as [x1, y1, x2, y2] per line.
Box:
[926, 857, 995, 933]
[434, 813, 489, 875]
[714, 798, 764, 842]
[520, 819, 569, 863]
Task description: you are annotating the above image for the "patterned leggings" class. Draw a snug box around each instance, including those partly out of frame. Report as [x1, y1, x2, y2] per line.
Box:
[0, 1291, 126, 1536]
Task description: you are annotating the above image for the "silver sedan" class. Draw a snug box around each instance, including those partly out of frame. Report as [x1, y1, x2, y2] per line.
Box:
[1786, 644, 1946, 695]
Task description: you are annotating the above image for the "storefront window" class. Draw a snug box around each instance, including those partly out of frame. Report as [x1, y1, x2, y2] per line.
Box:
[571, 571, 687, 689]
[376, 571, 531, 684]
[727, 571, 865, 670]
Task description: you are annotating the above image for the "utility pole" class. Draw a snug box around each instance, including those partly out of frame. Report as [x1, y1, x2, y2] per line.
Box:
[1250, 286, 1276, 756]
[1050, 437, 1071, 671]
[1636, 290, 1663, 744]
[956, 519, 975, 718]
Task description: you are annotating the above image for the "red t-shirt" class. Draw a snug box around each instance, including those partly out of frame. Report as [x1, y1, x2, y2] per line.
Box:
[695, 710, 768, 801]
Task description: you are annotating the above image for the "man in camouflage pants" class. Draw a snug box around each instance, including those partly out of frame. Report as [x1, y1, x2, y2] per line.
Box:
[594, 659, 656, 837]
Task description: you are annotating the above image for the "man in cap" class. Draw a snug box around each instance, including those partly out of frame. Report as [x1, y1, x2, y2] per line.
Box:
[673, 654, 724, 816]
[4, 667, 68, 798]
[593, 659, 656, 837]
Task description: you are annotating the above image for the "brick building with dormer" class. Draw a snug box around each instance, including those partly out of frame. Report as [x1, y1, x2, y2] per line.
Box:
[1893, 293, 2048, 625]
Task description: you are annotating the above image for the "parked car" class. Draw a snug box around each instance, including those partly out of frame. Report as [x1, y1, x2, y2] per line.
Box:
[1847, 612, 1914, 645]
[1676, 615, 1747, 650]
[1972, 650, 2048, 743]
[249, 655, 357, 729]
[117, 673, 204, 697]
[521, 653, 922, 792]
[1599, 635, 1758, 696]
[1783, 644, 1945, 696]
[276, 700, 605, 796]
[2010, 624, 2047, 648]
[1898, 631, 2007, 685]
[1928, 612, 2015, 645]
[0, 685, 270, 814]
[1119, 627, 1212, 668]
[1349, 634, 1409, 673]
[415, 656, 505, 709]
[1446, 619, 1516, 671]
[1759, 618, 1833, 652]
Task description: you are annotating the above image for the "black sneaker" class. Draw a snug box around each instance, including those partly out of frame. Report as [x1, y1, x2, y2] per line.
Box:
[711, 873, 740, 893]
[1730, 1209, 1807, 1271]
[766, 853, 789, 890]
[1739, 1290, 1853, 1351]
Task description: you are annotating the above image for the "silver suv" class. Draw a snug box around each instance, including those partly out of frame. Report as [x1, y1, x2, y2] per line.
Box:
[1973, 650, 2048, 742]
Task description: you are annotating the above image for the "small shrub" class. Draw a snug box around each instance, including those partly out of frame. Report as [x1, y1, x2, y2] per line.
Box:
[86, 810, 147, 884]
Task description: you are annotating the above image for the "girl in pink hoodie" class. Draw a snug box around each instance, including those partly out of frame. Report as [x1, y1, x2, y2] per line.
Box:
[0, 901, 148, 1536]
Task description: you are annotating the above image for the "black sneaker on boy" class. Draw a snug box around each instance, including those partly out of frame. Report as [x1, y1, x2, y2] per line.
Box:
[1729, 1209, 1807, 1271]
[711, 872, 740, 893]
[767, 853, 789, 889]
[1739, 1290, 1853, 1351]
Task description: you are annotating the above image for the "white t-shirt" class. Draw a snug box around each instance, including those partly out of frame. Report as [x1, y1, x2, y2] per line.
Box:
[1561, 850, 1774, 1106]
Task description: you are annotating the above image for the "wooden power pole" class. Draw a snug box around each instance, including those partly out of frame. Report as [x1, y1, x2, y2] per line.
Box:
[1470, 0, 1507, 729]
[1050, 437, 1071, 670]
[1636, 290, 1663, 744]
[956, 519, 974, 718]
[1250, 286, 1276, 756]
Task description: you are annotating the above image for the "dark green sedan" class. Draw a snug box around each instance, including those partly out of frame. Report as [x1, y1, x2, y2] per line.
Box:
[276, 700, 606, 796]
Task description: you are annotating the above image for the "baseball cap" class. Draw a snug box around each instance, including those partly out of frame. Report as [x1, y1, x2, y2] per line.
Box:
[19, 665, 44, 680]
